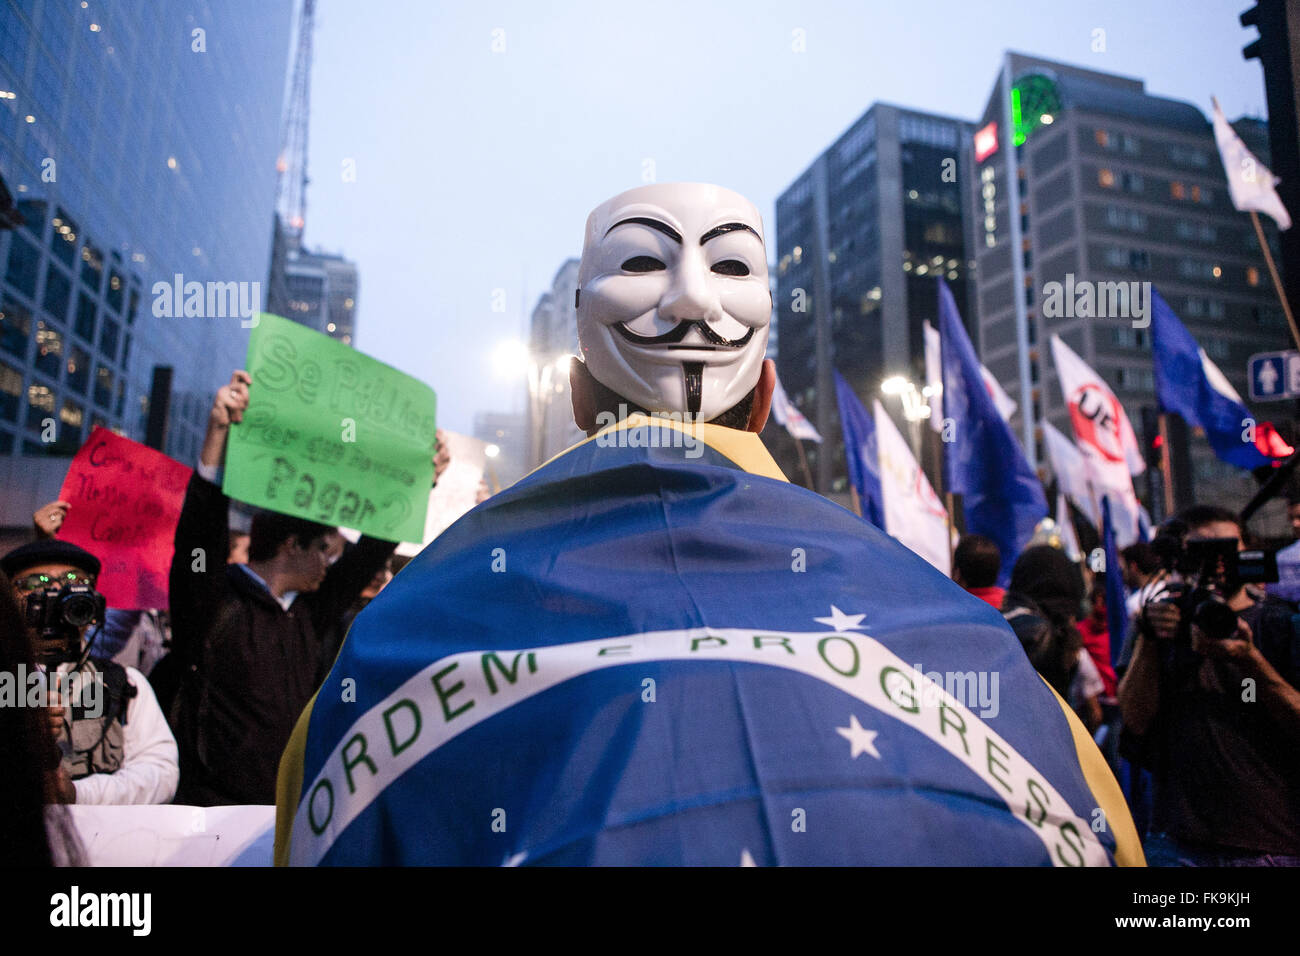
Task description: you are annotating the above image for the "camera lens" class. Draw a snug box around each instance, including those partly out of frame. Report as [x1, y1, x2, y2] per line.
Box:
[1192, 597, 1239, 643]
[60, 591, 98, 628]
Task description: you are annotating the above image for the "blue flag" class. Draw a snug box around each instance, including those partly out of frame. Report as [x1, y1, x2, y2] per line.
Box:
[938, 279, 1047, 585]
[833, 370, 883, 528]
[1101, 496, 1128, 670]
[274, 415, 1139, 866]
[1151, 287, 1268, 470]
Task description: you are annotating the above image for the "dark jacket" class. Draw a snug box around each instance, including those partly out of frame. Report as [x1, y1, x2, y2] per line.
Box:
[168, 472, 395, 805]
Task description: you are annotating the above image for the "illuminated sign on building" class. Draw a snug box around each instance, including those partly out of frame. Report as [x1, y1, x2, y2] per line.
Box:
[974, 121, 999, 163]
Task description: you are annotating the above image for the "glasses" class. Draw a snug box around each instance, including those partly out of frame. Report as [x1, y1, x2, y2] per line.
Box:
[12, 570, 95, 594]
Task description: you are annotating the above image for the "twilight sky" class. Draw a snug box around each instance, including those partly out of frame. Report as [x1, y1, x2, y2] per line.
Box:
[301, 0, 1268, 435]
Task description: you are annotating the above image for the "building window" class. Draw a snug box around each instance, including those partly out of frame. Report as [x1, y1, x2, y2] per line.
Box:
[94, 365, 114, 409]
[80, 242, 104, 293]
[75, 292, 97, 342]
[98, 318, 120, 361]
[0, 363, 21, 422]
[1106, 206, 1146, 231]
[26, 383, 56, 431]
[33, 321, 62, 380]
[66, 344, 90, 395]
[1247, 266, 1261, 286]
[0, 297, 32, 360]
[1098, 168, 1115, 188]
[60, 398, 84, 431]
[4, 233, 41, 298]
[1095, 129, 1112, 149]
[1121, 134, 1140, 155]
[1171, 181, 1186, 200]
[1121, 171, 1144, 193]
[43, 261, 72, 322]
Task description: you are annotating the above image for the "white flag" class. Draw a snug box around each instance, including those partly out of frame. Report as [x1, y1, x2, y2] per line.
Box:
[924, 321, 943, 433]
[979, 365, 1018, 423]
[1049, 335, 1143, 547]
[1212, 97, 1291, 230]
[873, 399, 950, 574]
[770, 370, 823, 442]
[924, 320, 1015, 427]
[1042, 420, 1099, 528]
[1056, 492, 1082, 563]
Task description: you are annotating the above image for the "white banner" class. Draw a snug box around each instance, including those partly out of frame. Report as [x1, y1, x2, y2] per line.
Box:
[1042, 420, 1098, 528]
[873, 400, 950, 574]
[67, 804, 274, 866]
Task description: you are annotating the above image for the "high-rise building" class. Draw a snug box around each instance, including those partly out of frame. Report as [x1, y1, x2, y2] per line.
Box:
[0, 0, 292, 468]
[527, 258, 583, 465]
[270, 244, 359, 345]
[775, 103, 977, 494]
[971, 52, 1289, 515]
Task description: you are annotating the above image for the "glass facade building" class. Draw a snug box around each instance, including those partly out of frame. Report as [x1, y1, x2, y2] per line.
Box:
[775, 103, 976, 494]
[0, 0, 292, 463]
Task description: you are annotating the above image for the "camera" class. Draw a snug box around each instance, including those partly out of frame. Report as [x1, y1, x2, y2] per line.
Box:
[25, 583, 107, 667]
[1148, 521, 1278, 642]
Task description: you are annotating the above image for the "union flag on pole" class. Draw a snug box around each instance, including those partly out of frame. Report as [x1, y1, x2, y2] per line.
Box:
[1049, 335, 1143, 547]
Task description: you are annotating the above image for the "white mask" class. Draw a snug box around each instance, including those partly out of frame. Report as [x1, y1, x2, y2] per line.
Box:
[576, 183, 771, 422]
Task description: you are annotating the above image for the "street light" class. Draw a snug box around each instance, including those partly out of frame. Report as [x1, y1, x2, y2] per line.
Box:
[491, 339, 572, 468]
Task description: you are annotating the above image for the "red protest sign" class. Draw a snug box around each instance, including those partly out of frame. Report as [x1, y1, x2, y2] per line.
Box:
[57, 427, 193, 609]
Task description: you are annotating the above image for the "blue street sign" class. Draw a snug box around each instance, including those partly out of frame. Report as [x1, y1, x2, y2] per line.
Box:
[1248, 350, 1300, 401]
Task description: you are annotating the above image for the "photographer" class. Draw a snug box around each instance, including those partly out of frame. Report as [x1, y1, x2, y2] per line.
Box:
[0, 540, 178, 806]
[1118, 505, 1300, 865]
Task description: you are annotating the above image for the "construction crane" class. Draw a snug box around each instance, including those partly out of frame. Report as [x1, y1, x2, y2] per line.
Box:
[275, 0, 315, 249]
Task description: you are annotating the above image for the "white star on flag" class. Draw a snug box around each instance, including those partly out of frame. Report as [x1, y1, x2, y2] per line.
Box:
[814, 605, 866, 632]
[836, 714, 881, 760]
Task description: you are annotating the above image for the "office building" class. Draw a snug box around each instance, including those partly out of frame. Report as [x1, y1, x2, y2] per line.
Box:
[971, 52, 1289, 515]
[0, 0, 292, 469]
[775, 103, 977, 494]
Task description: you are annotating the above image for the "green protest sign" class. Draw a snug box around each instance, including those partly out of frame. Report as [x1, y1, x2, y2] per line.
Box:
[224, 313, 437, 542]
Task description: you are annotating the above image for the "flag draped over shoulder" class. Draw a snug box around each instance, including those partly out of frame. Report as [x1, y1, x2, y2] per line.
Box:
[1150, 288, 1269, 470]
[274, 414, 1141, 867]
[939, 279, 1047, 586]
[834, 370, 883, 528]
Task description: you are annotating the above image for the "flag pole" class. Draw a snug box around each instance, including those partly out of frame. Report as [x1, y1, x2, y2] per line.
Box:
[793, 437, 815, 489]
[1157, 413, 1175, 518]
[849, 485, 863, 519]
[1248, 209, 1300, 353]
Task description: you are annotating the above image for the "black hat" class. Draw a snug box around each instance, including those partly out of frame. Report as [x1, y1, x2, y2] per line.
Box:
[0, 539, 102, 580]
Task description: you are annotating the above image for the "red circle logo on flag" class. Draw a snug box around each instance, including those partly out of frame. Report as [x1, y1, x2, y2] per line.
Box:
[1068, 385, 1124, 463]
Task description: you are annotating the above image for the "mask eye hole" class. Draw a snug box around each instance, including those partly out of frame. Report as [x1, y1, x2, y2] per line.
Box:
[711, 259, 750, 277]
[621, 256, 665, 273]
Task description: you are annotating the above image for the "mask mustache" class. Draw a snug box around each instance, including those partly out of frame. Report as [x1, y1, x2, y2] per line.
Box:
[615, 319, 755, 349]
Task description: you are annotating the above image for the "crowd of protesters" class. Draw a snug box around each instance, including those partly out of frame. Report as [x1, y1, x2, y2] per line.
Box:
[1, 363, 1297, 867]
[954, 508, 1300, 866]
[0, 370, 442, 864]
